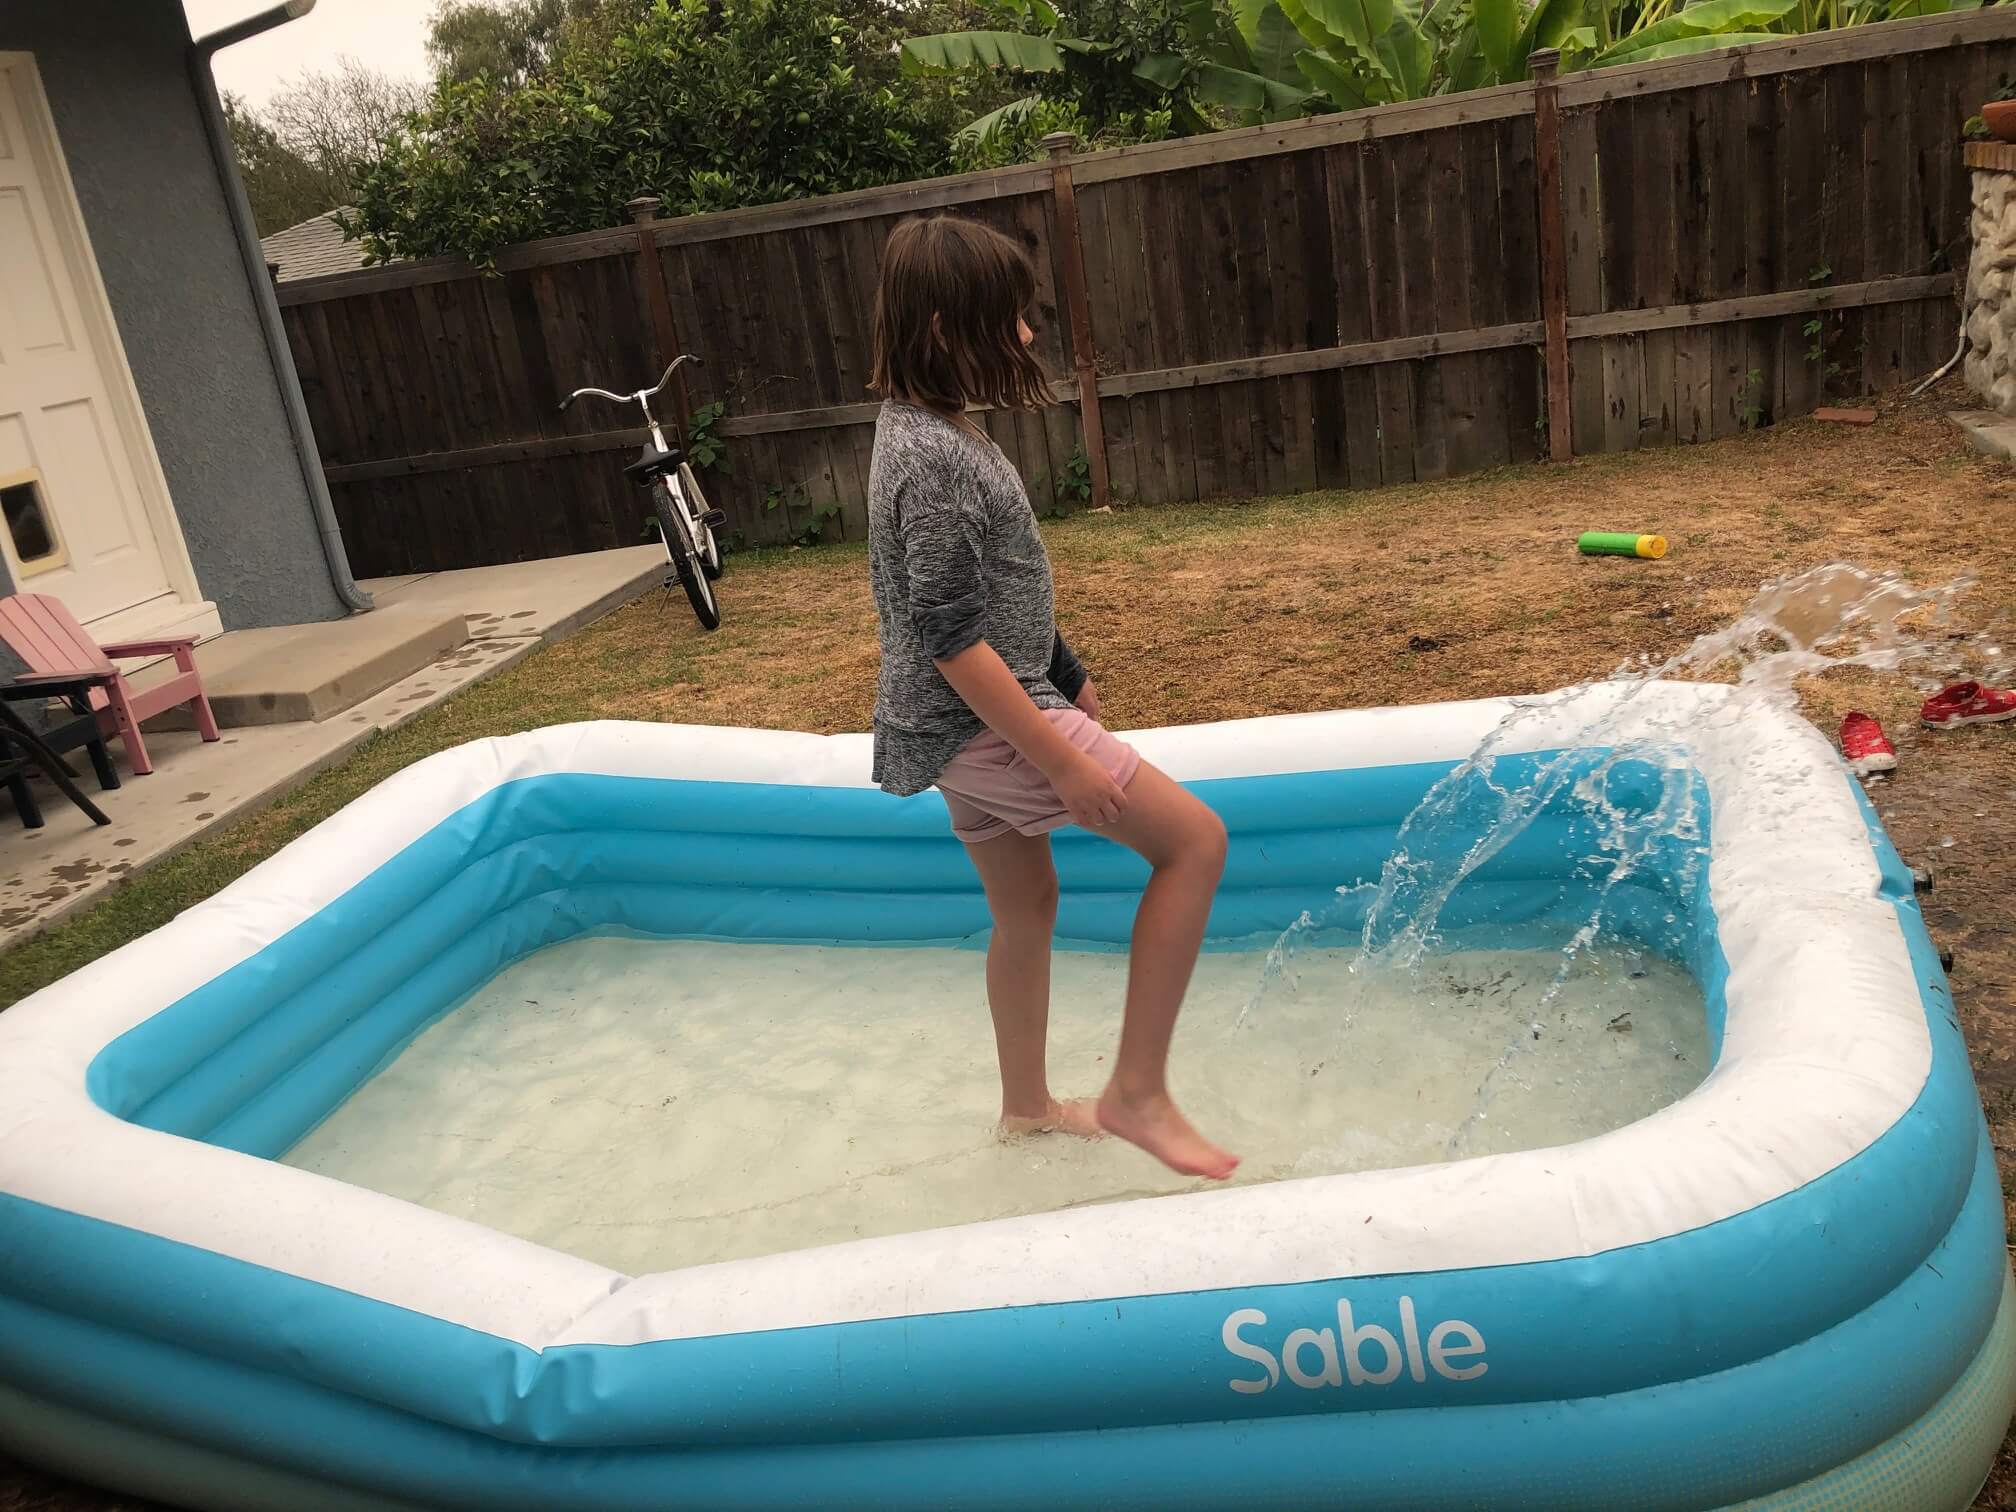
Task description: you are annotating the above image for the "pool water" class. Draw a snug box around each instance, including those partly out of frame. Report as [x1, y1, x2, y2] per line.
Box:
[284, 935, 1708, 1275]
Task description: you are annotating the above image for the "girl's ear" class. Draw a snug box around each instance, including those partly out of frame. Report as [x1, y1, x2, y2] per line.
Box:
[930, 311, 947, 349]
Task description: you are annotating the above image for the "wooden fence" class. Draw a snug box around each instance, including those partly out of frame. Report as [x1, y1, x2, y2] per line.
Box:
[277, 9, 2016, 575]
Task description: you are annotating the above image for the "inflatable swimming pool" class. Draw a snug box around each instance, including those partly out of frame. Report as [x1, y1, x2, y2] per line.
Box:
[0, 682, 2009, 1511]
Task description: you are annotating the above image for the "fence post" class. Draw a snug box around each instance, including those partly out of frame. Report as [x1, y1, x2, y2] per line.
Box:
[1529, 50, 1574, 464]
[626, 195, 695, 442]
[1041, 132, 1112, 510]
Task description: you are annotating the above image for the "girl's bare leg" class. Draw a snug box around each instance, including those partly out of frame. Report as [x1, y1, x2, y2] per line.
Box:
[964, 829, 1100, 1136]
[1093, 762, 1238, 1179]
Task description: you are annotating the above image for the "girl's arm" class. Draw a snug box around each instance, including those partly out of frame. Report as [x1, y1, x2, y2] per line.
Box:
[903, 468, 1127, 827]
[934, 642, 1127, 827]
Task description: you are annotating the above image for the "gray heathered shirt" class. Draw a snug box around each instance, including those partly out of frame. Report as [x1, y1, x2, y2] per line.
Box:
[868, 401, 1086, 797]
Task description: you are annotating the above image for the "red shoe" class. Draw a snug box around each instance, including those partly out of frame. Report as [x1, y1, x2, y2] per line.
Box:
[1840, 712, 1897, 776]
[1920, 681, 2016, 730]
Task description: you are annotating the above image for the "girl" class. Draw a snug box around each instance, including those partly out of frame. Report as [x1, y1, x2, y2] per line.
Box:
[867, 215, 1237, 1181]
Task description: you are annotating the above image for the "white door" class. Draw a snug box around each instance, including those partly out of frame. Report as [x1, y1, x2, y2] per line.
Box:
[0, 55, 193, 628]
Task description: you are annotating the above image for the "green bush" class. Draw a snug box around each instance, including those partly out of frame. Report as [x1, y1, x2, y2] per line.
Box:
[343, 0, 953, 266]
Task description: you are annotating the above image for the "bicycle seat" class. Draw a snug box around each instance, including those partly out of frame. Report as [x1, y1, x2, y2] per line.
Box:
[624, 444, 683, 485]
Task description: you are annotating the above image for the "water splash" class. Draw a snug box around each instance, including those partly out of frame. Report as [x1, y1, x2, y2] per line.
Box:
[1237, 563, 1993, 1157]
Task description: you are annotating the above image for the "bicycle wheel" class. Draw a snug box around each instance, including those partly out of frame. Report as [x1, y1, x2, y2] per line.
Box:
[651, 479, 720, 631]
[678, 461, 723, 580]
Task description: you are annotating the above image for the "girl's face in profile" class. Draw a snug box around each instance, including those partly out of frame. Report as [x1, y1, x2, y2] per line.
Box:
[1016, 316, 1034, 349]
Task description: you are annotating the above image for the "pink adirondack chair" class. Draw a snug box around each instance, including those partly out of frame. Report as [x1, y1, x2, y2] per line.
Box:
[0, 593, 219, 776]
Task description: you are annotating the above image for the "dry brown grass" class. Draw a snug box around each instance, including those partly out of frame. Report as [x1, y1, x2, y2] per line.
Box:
[4, 383, 2016, 1510]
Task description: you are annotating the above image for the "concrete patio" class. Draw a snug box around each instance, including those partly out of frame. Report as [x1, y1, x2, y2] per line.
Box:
[0, 547, 667, 950]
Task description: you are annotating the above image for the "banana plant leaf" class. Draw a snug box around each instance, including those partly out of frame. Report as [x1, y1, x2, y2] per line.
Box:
[901, 31, 1067, 76]
[1373, 10, 1434, 95]
[1132, 50, 1192, 87]
[1519, 0, 1589, 56]
[1194, 58, 1319, 114]
[1589, 0, 1799, 64]
[1235, 0, 1319, 82]
[1471, 0, 1520, 82]
[1441, 25, 1492, 92]
[953, 94, 1043, 142]
[1595, 26, 1783, 64]
[1296, 45, 1378, 106]
[1283, 0, 1397, 57]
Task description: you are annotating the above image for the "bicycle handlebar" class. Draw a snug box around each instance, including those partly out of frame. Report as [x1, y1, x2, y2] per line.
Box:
[559, 353, 703, 412]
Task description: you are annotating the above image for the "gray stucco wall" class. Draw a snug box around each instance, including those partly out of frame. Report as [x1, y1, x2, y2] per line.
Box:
[1, 0, 347, 631]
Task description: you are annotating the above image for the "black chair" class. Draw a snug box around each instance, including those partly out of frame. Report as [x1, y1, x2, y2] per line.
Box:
[0, 675, 114, 829]
[1, 672, 119, 792]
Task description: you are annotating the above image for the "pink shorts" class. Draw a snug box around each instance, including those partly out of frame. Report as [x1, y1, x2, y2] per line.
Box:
[936, 709, 1142, 844]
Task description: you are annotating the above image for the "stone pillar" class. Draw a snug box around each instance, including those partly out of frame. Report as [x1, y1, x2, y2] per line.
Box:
[1963, 143, 2016, 414]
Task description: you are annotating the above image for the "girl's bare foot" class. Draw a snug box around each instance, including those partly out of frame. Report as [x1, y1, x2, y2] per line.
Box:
[1097, 1088, 1239, 1180]
[999, 1097, 1104, 1139]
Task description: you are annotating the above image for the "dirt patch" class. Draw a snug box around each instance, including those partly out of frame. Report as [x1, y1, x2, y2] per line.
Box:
[4, 383, 2015, 1508]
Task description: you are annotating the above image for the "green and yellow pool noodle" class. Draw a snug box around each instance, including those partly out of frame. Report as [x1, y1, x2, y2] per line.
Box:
[1578, 532, 1667, 559]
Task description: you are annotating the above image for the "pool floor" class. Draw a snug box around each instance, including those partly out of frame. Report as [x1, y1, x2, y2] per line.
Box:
[283, 936, 1708, 1274]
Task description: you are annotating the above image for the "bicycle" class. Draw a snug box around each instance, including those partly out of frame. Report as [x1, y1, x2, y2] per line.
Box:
[561, 354, 727, 631]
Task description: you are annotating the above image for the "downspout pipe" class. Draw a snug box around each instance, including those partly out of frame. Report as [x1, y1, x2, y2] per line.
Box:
[189, 0, 373, 613]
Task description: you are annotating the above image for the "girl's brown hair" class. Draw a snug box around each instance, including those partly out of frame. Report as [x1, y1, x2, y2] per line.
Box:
[870, 216, 1052, 413]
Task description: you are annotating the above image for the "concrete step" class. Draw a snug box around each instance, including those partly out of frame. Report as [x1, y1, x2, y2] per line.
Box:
[1951, 409, 2016, 461]
[144, 604, 469, 728]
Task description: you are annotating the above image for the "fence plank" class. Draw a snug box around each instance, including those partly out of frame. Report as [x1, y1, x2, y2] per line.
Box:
[1234, 162, 1283, 493]
[1434, 123, 1492, 477]
[643, 164, 1052, 248]
[805, 223, 873, 541]
[1560, 107, 1604, 318]
[1087, 176, 1144, 506]
[1858, 56, 1906, 392]
[1564, 273, 1952, 337]
[1496, 113, 1545, 461]
[1778, 69, 1828, 417]
[1593, 97, 1642, 444]
[1635, 94, 1684, 447]
[1322, 145, 1383, 490]
[1273, 152, 1322, 493]
[1703, 78, 1749, 437]
[1074, 85, 1535, 185]
[1469, 121, 1515, 471]
[1043, 139, 1113, 509]
[1672, 87, 1715, 443]
[1143, 171, 1202, 503]
[295, 302, 363, 465]
[1190, 162, 1243, 495]
[1095, 177, 1150, 503]
[1558, 106, 1606, 450]
[1358, 139, 1416, 485]
[1242, 156, 1290, 495]
[1906, 49, 1963, 378]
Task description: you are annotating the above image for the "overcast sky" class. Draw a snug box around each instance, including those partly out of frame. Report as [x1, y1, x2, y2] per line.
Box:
[182, 0, 432, 106]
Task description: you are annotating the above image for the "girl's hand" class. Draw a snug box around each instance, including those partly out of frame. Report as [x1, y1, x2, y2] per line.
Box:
[1052, 751, 1128, 828]
[1074, 677, 1101, 719]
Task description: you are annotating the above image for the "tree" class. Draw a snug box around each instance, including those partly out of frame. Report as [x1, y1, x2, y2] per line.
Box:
[426, 0, 637, 86]
[225, 59, 429, 234]
[262, 58, 430, 199]
[428, 0, 1006, 133]
[224, 92, 342, 235]
[346, 0, 955, 266]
